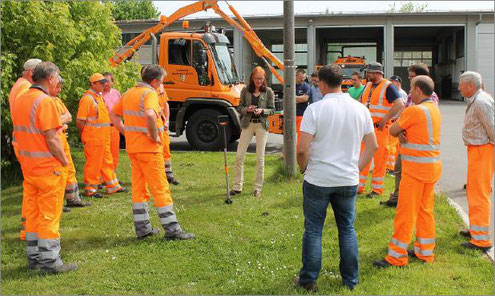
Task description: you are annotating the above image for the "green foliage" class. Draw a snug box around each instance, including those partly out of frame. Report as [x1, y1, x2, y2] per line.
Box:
[111, 0, 160, 21]
[0, 1, 141, 185]
[1, 151, 494, 294]
[388, 1, 429, 13]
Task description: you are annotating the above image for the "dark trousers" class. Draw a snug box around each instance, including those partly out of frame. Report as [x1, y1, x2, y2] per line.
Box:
[388, 154, 402, 203]
[299, 181, 359, 288]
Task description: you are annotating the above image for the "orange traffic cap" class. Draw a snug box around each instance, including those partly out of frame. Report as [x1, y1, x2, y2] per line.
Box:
[89, 73, 107, 83]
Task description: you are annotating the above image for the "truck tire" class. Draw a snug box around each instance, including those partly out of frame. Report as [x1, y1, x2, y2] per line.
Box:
[186, 109, 232, 151]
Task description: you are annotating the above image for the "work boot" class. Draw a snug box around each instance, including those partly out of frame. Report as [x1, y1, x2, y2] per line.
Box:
[137, 227, 160, 240]
[461, 242, 492, 252]
[229, 189, 241, 196]
[459, 229, 471, 238]
[90, 193, 103, 198]
[62, 206, 71, 213]
[379, 200, 397, 207]
[292, 276, 317, 292]
[41, 263, 78, 275]
[373, 259, 395, 268]
[66, 199, 91, 208]
[367, 192, 379, 199]
[28, 263, 40, 271]
[407, 249, 427, 263]
[167, 177, 180, 186]
[164, 230, 195, 241]
[114, 187, 129, 194]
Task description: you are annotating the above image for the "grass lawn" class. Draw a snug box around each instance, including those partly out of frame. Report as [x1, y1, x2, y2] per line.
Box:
[1, 149, 493, 295]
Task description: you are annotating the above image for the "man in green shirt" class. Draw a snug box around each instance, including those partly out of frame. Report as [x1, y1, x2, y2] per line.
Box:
[348, 71, 365, 100]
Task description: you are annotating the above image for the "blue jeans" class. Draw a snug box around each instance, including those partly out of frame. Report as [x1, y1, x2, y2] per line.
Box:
[299, 181, 359, 288]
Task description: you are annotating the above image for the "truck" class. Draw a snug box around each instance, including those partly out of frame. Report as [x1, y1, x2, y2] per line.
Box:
[110, 0, 284, 150]
[316, 55, 367, 92]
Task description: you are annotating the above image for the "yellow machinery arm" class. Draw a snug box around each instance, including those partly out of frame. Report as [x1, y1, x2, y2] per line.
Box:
[109, 0, 285, 84]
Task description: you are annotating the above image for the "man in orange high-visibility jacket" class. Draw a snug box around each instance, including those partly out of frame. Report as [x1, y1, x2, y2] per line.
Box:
[112, 65, 194, 240]
[157, 84, 180, 185]
[51, 76, 91, 209]
[9, 58, 42, 241]
[12, 61, 77, 274]
[458, 71, 494, 251]
[358, 63, 404, 198]
[76, 73, 127, 198]
[374, 76, 442, 268]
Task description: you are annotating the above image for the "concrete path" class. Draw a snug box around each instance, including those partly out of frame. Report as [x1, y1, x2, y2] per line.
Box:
[438, 100, 494, 259]
[170, 100, 494, 258]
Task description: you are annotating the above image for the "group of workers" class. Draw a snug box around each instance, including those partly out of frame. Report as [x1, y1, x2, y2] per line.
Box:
[8, 57, 493, 279]
[9, 59, 191, 274]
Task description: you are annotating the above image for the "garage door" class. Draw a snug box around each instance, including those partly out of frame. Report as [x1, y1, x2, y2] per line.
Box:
[477, 24, 494, 95]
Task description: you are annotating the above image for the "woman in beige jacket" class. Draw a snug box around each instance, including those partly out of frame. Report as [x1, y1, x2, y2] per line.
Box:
[231, 66, 275, 197]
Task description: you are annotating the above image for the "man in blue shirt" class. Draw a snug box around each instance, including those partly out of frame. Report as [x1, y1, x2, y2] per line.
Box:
[309, 72, 323, 104]
[296, 69, 311, 141]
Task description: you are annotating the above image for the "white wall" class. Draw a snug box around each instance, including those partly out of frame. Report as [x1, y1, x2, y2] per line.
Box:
[477, 23, 495, 95]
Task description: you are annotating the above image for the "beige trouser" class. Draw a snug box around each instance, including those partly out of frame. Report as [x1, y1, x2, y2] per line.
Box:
[233, 122, 269, 192]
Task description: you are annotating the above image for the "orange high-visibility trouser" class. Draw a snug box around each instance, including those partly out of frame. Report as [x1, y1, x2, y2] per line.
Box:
[296, 116, 303, 144]
[128, 152, 173, 207]
[385, 172, 436, 266]
[162, 132, 171, 161]
[387, 135, 399, 171]
[83, 128, 120, 195]
[110, 126, 120, 171]
[467, 144, 494, 248]
[359, 125, 390, 194]
[24, 168, 68, 240]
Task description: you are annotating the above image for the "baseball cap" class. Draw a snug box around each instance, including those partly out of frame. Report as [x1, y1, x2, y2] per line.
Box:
[365, 62, 384, 74]
[89, 73, 108, 83]
[23, 58, 42, 71]
[389, 75, 402, 83]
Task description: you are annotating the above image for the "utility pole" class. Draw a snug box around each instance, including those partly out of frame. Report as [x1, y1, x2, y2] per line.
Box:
[283, 0, 297, 177]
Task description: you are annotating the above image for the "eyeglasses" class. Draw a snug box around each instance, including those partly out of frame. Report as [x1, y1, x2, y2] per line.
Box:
[253, 77, 265, 81]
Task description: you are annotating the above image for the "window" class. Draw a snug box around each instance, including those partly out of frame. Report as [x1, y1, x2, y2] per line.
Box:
[192, 40, 209, 86]
[326, 43, 377, 65]
[394, 51, 433, 67]
[271, 44, 307, 83]
[168, 39, 191, 66]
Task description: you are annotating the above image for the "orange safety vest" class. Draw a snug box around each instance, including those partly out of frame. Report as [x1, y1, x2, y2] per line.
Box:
[78, 89, 111, 142]
[399, 100, 442, 182]
[121, 83, 165, 153]
[9, 77, 31, 114]
[361, 79, 393, 124]
[12, 88, 61, 175]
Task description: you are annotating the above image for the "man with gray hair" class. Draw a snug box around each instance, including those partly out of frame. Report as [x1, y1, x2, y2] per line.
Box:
[8, 58, 42, 241]
[12, 61, 77, 274]
[458, 71, 494, 251]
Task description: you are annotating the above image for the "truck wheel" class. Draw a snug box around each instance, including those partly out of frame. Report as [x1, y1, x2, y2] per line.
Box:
[186, 109, 232, 151]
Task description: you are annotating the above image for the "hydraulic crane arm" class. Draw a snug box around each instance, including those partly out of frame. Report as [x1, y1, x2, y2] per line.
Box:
[110, 0, 285, 83]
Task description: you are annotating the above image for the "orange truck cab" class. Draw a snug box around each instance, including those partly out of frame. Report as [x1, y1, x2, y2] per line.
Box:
[158, 30, 247, 150]
[316, 56, 367, 92]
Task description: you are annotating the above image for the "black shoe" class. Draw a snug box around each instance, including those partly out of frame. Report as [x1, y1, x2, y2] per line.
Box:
[229, 189, 241, 196]
[62, 206, 71, 213]
[407, 249, 427, 263]
[254, 190, 262, 198]
[114, 187, 129, 194]
[293, 276, 317, 292]
[461, 242, 492, 251]
[66, 199, 91, 207]
[367, 192, 379, 199]
[28, 263, 40, 270]
[373, 259, 394, 268]
[379, 200, 397, 207]
[98, 184, 104, 190]
[167, 177, 180, 186]
[164, 230, 195, 241]
[459, 229, 471, 238]
[463, 184, 467, 190]
[89, 193, 103, 198]
[41, 263, 78, 274]
[137, 227, 160, 240]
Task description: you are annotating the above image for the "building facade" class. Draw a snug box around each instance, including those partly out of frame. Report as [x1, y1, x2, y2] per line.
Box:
[116, 10, 494, 99]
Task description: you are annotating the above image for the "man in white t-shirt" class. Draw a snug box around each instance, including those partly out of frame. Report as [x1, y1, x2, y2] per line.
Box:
[293, 65, 378, 292]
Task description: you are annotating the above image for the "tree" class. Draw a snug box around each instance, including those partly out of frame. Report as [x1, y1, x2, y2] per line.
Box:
[388, 1, 429, 13]
[111, 0, 160, 21]
[1, 1, 141, 186]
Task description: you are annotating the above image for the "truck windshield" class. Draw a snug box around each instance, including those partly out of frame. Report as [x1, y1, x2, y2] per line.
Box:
[340, 65, 364, 78]
[209, 43, 240, 85]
